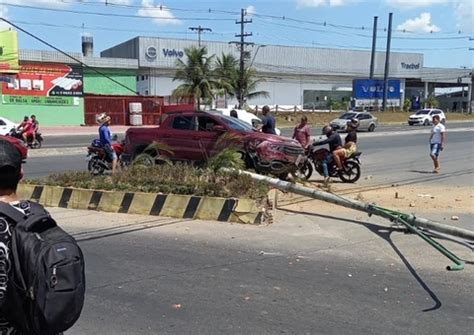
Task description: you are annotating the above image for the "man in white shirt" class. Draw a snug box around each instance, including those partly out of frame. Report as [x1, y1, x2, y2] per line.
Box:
[429, 115, 446, 173]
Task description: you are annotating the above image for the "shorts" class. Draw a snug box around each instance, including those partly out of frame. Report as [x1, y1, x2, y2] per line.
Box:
[343, 142, 357, 158]
[103, 144, 117, 162]
[430, 143, 441, 157]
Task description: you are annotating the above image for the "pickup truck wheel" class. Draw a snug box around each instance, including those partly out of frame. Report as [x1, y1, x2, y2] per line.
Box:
[133, 153, 155, 167]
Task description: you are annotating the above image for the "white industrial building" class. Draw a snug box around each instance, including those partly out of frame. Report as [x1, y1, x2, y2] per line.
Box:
[101, 36, 471, 110]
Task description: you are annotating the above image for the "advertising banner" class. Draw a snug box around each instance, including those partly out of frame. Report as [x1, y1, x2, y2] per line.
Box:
[353, 79, 401, 100]
[1, 95, 79, 106]
[0, 30, 19, 74]
[2, 63, 83, 97]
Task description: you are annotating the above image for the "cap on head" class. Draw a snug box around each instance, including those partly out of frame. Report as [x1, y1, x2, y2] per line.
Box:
[0, 138, 22, 172]
[96, 113, 111, 125]
[347, 118, 359, 128]
[23, 116, 29, 121]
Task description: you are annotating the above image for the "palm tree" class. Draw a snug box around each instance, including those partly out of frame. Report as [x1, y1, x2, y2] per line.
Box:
[236, 67, 270, 107]
[214, 53, 239, 104]
[172, 46, 218, 110]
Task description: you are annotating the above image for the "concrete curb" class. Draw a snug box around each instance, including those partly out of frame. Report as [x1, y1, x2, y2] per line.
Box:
[17, 184, 263, 224]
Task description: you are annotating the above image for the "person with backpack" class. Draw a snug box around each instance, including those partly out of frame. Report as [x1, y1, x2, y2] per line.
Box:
[0, 138, 85, 335]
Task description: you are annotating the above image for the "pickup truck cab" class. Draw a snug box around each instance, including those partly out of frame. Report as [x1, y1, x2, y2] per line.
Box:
[123, 111, 304, 177]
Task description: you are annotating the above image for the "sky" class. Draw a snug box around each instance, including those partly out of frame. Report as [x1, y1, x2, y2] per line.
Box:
[0, 0, 472, 69]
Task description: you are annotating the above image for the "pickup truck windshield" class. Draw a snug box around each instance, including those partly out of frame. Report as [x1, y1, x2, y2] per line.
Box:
[220, 115, 255, 132]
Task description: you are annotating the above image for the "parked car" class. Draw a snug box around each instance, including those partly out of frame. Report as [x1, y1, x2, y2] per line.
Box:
[123, 111, 304, 178]
[0, 134, 28, 161]
[330, 111, 378, 132]
[408, 109, 446, 126]
[0, 117, 18, 136]
[209, 108, 281, 136]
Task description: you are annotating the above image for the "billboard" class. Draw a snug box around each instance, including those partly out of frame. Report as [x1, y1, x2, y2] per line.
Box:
[2, 63, 83, 97]
[353, 79, 401, 100]
[0, 30, 19, 74]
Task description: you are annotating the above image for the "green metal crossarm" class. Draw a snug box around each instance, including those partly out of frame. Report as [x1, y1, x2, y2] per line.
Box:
[368, 204, 465, 271]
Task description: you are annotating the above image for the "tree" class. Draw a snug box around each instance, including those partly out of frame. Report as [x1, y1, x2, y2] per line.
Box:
[214, 53, 239, 102]
[234, 67, 270, 107]
[172, 46, 218, 110]
[424, 95, 439, 108]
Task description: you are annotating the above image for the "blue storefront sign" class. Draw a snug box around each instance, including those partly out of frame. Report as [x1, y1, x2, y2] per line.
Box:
[353, 79, 401, 99]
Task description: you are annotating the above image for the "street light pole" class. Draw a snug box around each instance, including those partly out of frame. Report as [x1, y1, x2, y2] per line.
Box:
[249, 44, 266, 69]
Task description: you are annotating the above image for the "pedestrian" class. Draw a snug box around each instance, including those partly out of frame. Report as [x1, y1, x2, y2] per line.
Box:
[292, 116, 311, 149]
[259, 105, 276, 135]
[429, 115, 446, 173]
[97, 113, 118, 174]
[0, 138, 25, 334]
[0, 138, 85, 335]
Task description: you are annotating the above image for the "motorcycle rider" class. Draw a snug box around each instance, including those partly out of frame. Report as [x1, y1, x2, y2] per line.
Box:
[317, 125, 342, 184]
[97, 113, 118, 174]
[333, 118, 359, 172]
[17, 116, 34, 144]
[30, 114, 39, 143]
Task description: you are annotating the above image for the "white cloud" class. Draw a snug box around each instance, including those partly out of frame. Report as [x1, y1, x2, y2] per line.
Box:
[246, 5, 256, 15]
[106, 0, 133, 4]
[1, 0, 70, 7]
[0, 5, 10, 30]
[386, 0, 448, 9]
[137, 0, 181, 26]
[454, 0, 473, 34]
[397, 12, 440, 33]
[296, 0, 356, 7]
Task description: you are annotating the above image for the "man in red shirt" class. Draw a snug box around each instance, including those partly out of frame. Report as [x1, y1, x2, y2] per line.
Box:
[17, 116, 34, 144]
[292, 116, 311, 149]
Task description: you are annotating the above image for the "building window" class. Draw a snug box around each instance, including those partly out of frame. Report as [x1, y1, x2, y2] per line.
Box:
[141, 75, 145, 81]
[136, 76, 140, 81]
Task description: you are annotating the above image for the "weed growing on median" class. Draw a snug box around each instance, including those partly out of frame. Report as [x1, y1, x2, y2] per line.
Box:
[24, 164, 268, 200]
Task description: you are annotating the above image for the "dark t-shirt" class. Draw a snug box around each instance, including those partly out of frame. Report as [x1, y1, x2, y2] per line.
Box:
[319, 132, 342, 152]
[261, 114, 276, 135]
[345, 130, 357, 144]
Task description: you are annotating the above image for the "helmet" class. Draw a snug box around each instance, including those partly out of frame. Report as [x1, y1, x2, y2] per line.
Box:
[96, 113, 111, 125]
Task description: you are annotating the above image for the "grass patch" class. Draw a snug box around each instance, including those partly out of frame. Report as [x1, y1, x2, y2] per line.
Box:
[23, 164, 269, 200]
[271, 111, 474, 128]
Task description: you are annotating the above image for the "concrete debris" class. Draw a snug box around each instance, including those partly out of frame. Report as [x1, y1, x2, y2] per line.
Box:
[451, 216, 460, 221]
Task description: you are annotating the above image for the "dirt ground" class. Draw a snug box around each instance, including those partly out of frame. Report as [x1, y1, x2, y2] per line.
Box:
[270, 111, 474, 128]
[273, 183, 474, 217]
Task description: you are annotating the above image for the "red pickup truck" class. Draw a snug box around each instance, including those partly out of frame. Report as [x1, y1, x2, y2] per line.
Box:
[123, 110, 305, 178]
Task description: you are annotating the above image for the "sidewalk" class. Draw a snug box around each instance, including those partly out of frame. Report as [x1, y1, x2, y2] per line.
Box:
[41, 125, 155, 137]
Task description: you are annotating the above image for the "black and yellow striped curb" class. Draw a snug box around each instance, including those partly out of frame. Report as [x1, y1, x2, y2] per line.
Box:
[17, 184, 262, 224]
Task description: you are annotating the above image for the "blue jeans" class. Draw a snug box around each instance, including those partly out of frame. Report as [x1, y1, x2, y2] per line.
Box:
[322, 152, 332, 177]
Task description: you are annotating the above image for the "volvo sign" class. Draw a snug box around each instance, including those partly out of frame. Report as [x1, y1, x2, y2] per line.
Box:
[162, 48, 184, 58]
[353, 79, 401, 99]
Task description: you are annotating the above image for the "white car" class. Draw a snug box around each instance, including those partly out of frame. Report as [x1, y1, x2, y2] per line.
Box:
[0, 117, 18, 136]
[209, 108, 281, 136]
[408, 109, 446, 126]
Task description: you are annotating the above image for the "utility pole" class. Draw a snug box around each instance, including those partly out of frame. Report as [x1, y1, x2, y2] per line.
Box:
[188, 26, 212, 47]
[469, 70, 473, 114]
[382, 12, 393, 112]
[369, 16, 378, 79]
[230, 8, 253, 109]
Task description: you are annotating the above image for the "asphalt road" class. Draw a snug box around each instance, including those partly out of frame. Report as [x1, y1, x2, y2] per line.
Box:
[55, 207, 473, 335]
[41, 121, 473, 148]
[24, 129, 474, 184]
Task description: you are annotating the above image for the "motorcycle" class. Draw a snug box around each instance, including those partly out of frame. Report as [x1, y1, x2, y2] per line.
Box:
[8, 128, 43, 149]
[86, 138, 124, 175]
[297, 140, 362, 183]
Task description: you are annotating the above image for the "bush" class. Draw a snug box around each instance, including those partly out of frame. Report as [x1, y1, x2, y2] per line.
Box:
[24, 164, 268, 200]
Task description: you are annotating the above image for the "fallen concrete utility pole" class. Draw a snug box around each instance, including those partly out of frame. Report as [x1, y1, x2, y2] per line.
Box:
[231, 170, 474, 270]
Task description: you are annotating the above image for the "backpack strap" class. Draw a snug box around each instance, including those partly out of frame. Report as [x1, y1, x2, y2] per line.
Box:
[0, 201, 27, 223]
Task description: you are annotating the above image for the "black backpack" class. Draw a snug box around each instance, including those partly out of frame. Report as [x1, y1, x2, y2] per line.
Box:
[0, 201, 85, 335]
